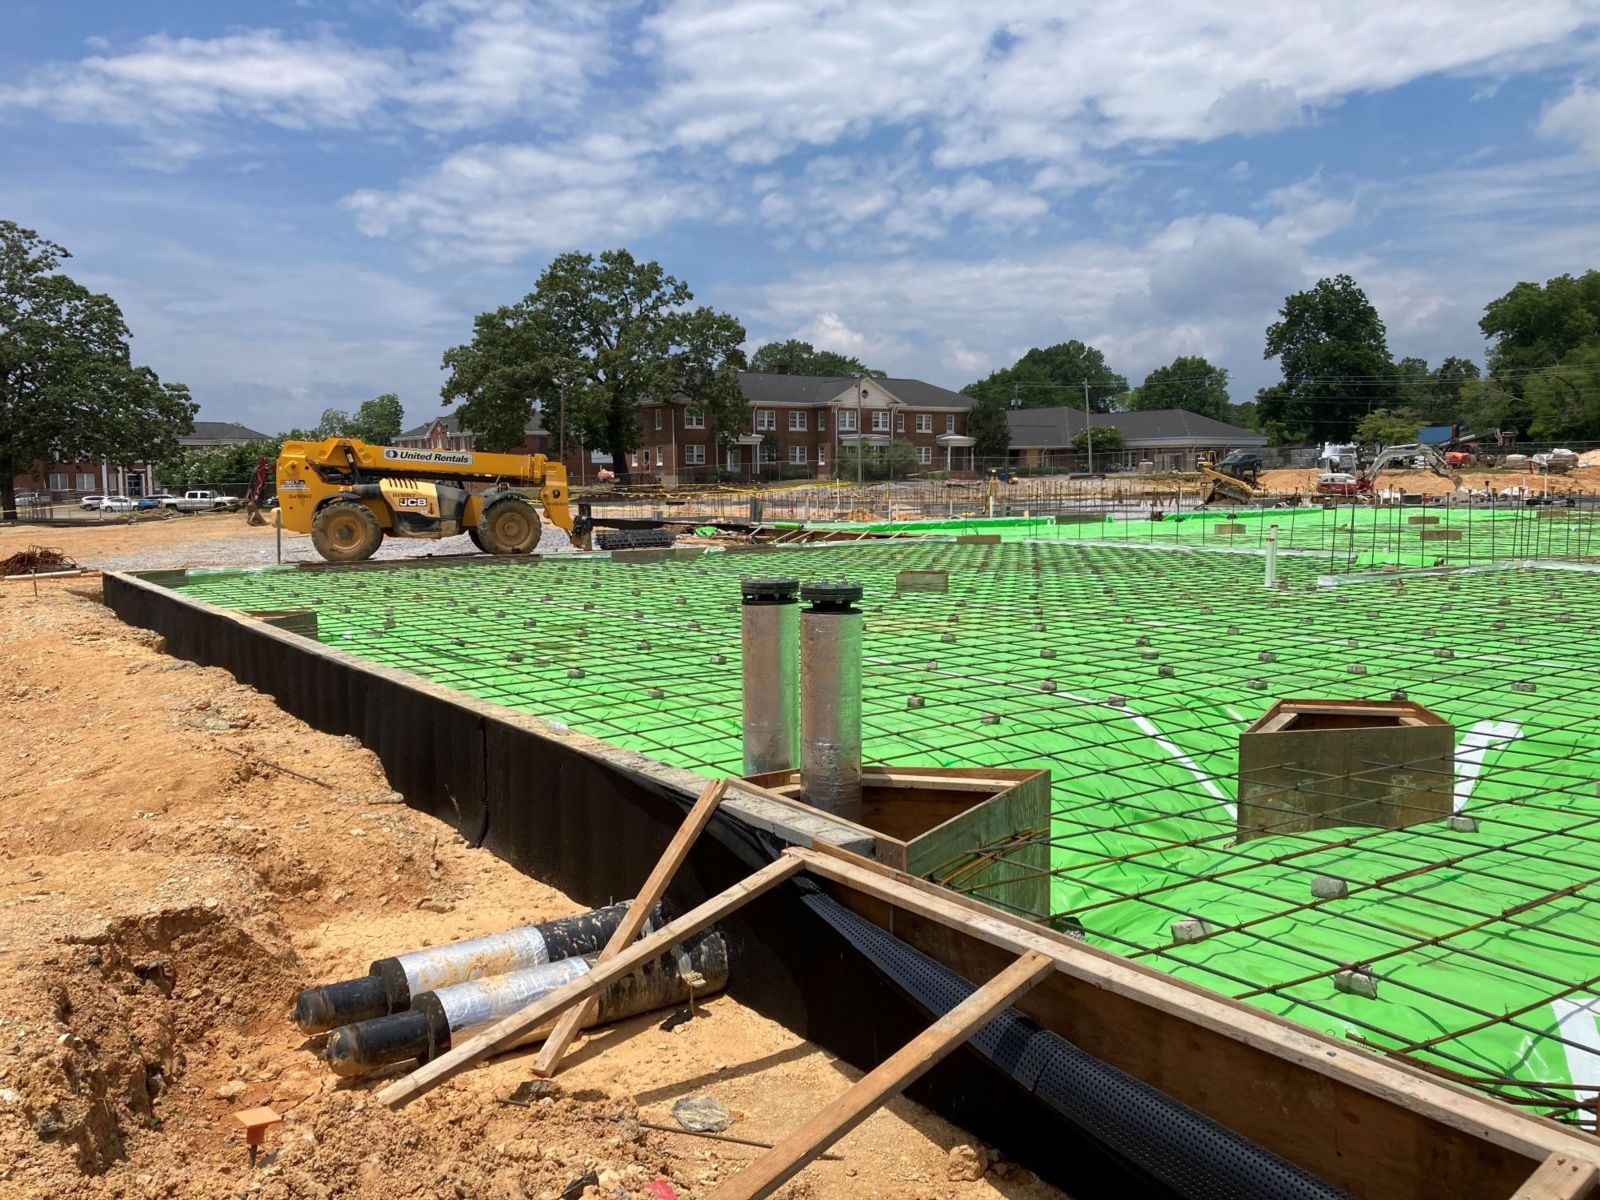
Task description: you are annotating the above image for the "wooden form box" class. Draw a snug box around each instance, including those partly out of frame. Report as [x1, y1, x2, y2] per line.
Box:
[744, 765, 1051, 920]
[1237, 699, 1453, 843]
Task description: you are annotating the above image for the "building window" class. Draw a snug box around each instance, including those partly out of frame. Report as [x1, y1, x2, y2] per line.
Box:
[788, 410, 807, 431]
[871, 410, 890, 432]
[945, 415, 956, 433]
[895, 412, 905, 432]
[917, 446, 933, 465]
[788, 445, 808, 465]
[685, 444, 706, 465]
[756, 409, 776, 431]
[916, 414, 932, 433]
[683, 409, 705, 429]
[643, 449, 653, 468]
[759, 442, 776, 464]
[77, 473, 95, 491]
[817, 446, 826, 466]
[817, 412, 826, 431]
[655, 409, 663, 430]
[726, 448, 739, 471]
[837, 409, 857, 431]
[657, 445, 667, 467]
[49, 473, 68, 491]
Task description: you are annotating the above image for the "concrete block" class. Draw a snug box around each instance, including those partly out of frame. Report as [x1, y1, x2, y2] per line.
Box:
[1215, 523, 1247, 535]
[1447, 814, 1479, 832]
[1334, 967, 1378, 1000]
[1406, 515, 1441, 525]
[1310, 874, 1348, 900]
[896, 569, 949, 594]
[1419, 529, 1464, 541]
[1171, 916, 1213, 944]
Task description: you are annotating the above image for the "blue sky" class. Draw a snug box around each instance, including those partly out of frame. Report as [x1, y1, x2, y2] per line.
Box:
[3, 1, 1599, 435]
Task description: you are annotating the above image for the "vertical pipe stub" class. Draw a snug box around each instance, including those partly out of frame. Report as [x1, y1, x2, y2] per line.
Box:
[800, 580, 865, 822]
[741, 576, 801, 775]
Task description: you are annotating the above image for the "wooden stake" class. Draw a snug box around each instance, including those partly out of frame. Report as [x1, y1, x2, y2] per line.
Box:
[533, 778, 729, 1077]
[376, 851, 805, 1109]
[706, 950, 1056, 1200]
[1510, 1153, 1600, 1200]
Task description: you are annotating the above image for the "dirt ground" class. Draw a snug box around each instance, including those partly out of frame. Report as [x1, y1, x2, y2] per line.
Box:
[0, 582, 1062, 1200]
[1257, 465, 1600, 497]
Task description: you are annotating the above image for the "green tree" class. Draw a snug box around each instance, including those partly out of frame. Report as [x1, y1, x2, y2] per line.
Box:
[1457, 377, 1519, 435]
[1354, 407, 1423, 447]
[157, 436, 284, 492]
[963, 341, 1128, 412]
[836, 438, 916, 481]
[1225, 400, 1260, 431]
[749, 338, 884, 378]
[1526, 346, 1600, 442]
[1, 220, 194, 518]
[347, 393, 405, 444]
[1480, 271, 1600, 380]
[967, 392, 1010, 461]
[1130, 355, 1229, 419]
[441, 250, 747, 476]
[1253, 384, 1306, 446]
[1073, 424, 1124, 464]
[1263, 274, 1396, 443]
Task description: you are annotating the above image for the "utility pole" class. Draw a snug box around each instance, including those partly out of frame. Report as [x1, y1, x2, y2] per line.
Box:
[1083, 380, 1093, 473]
[856, 376, 865, 486]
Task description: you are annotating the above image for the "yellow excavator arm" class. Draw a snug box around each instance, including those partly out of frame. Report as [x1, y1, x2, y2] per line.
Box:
[276, 438, 588, 563]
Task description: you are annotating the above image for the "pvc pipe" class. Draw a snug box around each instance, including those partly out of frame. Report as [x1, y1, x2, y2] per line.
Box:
[800, 580, 865, 821]
[741, 577, 801, 775]
[292, 901, 656, 1032]
[323, 929, 729, 1076]
[1264, 524, 1278, 589]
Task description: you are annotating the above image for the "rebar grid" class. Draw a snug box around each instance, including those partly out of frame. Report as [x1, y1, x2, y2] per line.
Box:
[170, 538, 1600, 1123]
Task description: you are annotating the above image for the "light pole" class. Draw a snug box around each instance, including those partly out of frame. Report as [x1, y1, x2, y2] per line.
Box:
[856, 377, 865, 486]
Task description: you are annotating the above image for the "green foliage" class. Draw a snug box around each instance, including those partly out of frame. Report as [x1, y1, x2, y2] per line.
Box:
[749, 339, 884, 377]
[836, 438, 916, 481]
[1263, 274, 1396, 443]
[1225, 400, 1260, 431]
[1253, 384, 1305, 446]
[0, 220, 194, 517]
[293, 393, 407, 444]
[1354, 407, 1423, 447]
[156, 437, 283, 491]
[966, 392, 1010, 460]
[1457, 378, 1519, 434]
[1392, 355, 1483, 425]
[442, 250, 747, 473]
[1526, 345, 1600, 442]
[963, 341, 1128, 412]
[1131, 355, 1229, 419]
[1480, 270, 1600, 381]
[1072, 425, 1124, 459]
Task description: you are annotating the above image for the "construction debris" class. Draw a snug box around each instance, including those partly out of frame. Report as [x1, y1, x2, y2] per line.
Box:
[0, 544, 77, 576]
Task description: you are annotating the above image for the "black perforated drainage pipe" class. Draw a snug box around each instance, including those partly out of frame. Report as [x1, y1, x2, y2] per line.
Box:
[795, 881, 1351, 1200]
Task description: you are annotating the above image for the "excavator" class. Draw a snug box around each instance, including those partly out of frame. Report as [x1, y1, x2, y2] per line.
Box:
[275, 438, 592, 562]
[1198, 450, 1270, 505]
[1316, 442, 1462, 501]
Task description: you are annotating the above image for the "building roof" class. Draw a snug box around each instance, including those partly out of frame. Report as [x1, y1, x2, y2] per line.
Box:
[737, 371, 973, 409]
[1005, 406, 1267, 449]
[397, 413, 548, 441]
[180, 420, 271, 446]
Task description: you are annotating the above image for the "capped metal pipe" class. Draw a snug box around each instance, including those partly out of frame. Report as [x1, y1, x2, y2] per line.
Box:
[741, 576, 801, 775]
[292, 901, 656, 1032]
[322, 929, 729, 1076]
[799, 580, 865, 822]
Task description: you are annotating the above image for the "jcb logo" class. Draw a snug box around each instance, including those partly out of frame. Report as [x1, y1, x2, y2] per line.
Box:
[397, 496, 429, 509]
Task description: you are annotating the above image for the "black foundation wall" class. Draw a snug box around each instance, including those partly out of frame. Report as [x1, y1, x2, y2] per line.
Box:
[101, 572, 1224, 1198]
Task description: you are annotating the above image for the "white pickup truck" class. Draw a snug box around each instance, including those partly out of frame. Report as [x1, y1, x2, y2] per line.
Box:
[169, 490, 243, 513]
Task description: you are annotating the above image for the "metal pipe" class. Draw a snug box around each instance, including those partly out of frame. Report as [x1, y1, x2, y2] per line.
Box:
[740, 576, 800, 775]
[1265, 523, 1279, 589]
[292, 902, 657, 1032]
[799, 580, 864, 821]
[322, 929, 729, 1076]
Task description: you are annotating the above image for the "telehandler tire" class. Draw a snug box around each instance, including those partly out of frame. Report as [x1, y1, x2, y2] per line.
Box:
[467, 526, 486, 552]
[311, 501, 383, 562]
[476, 497, 542, 554]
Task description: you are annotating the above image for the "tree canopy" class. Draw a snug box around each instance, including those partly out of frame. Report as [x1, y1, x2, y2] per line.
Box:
[748, 338, 883, 378]
[0, 220, 194, 517]
[1480, 271, 1600, 381]
[441, 250, 747, 475]
[967, 392, 1010, 461]
[1073, 424, 1124, 461]
[1260, 274, 1396, 444]
[1130, 355, 1229, 419]
[963, 341, 1128, 412]
[1354, 407, 1424, 447]
[292, 393, 406, 444]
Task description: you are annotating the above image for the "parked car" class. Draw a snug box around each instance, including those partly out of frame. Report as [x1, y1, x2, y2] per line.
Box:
[136, 497, 162, 511]
[148, 493, 180, 507]
[14, 491, 46, 506]
[80, 494, 108, 510]
[1315, 472, 1362, 497]
[173, 489, 243, 512]
[100, 495, 136, 512]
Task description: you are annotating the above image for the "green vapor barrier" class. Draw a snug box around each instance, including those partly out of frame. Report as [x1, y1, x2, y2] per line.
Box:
[169, 540, 1600, 1124]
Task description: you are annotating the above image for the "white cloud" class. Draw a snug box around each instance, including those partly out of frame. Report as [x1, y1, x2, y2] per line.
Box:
[1538, 85, 1600, 157]
[642, 1, 1599, 166]
[344, 137, 717, 261]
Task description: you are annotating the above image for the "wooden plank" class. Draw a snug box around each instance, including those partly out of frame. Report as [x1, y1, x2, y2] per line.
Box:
[532, 778, 729, 1077]
[707, 950, 1056, 1200]
[1512, 1154, 1600, 1200]
[791, 845, 1600, 1172]
[376, 852, 806, 1109]
[861, 771, 1014, 792]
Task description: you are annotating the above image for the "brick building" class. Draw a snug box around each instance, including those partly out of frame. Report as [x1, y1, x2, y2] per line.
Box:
[12, 420, 269, 502]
